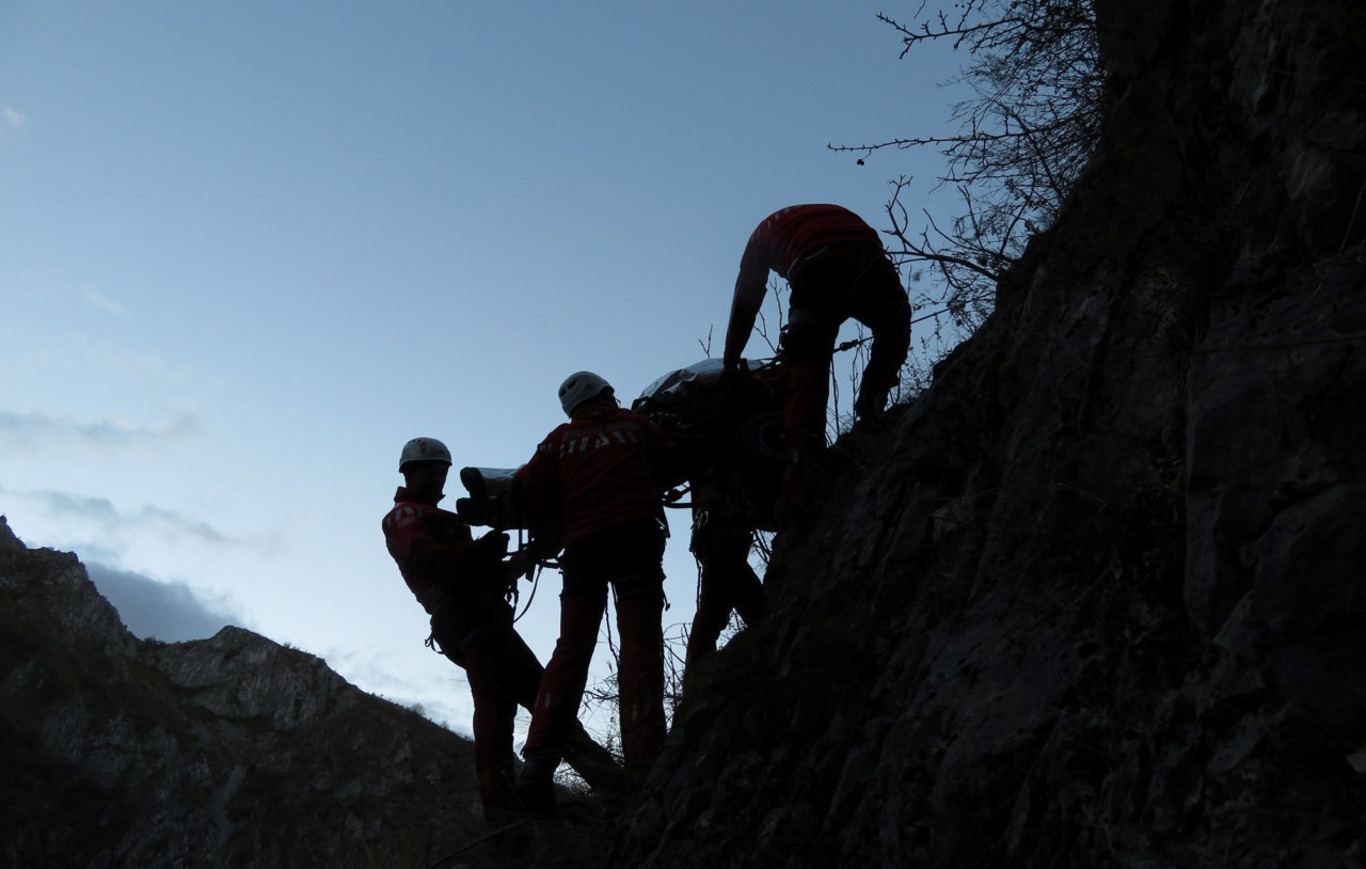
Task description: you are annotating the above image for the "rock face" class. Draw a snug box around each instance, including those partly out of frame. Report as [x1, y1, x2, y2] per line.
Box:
[0, 516, 481, 868]
[613, 0, 1365, 866]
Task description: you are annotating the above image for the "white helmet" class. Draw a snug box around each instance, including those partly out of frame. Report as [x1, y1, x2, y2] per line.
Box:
[398, 437, 452, 473]
[558, 371, 614, 417]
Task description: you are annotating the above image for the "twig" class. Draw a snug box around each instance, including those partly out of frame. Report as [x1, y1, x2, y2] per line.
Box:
[427, 819, 529, 867]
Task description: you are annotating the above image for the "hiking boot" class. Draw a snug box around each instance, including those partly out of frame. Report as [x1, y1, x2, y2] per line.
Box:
[561, 725, 632, 795]
[516, 752, 559, 816]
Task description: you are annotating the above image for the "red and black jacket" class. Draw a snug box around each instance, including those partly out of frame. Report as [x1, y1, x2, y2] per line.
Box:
[514, 398, 684, 553]
[382, 488, 505, 615]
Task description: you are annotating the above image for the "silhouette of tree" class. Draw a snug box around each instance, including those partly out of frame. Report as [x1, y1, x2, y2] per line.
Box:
[835, 0, 1105, 339]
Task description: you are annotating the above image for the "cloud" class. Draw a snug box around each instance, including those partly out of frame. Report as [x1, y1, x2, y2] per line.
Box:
[0, 410, 202, 451]
[29, 490, 119, 523]
[84, 290, 126, 315]
[138, 505, 230, 544]
[8, 486, 232, 545]
[85, 562, 244, 642]
[0, 485, 286, 557]
[2, 106, 26, 127]
[323, 645, 475, 736]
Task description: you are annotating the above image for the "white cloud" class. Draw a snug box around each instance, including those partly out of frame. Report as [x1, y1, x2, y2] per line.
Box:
[84, 289, 127, 315]
[0, 409, 203, 451]
[2, 106, 26, 127]
[7, 485, 229, 542]
[0, 484, 287, 557]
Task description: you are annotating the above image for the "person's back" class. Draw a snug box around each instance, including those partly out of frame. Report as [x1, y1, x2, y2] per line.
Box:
[734, 203, 884, 298]
[528, 399, 677, 543]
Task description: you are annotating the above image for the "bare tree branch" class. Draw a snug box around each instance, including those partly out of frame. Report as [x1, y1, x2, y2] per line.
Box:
[834, 0, 1104, 356]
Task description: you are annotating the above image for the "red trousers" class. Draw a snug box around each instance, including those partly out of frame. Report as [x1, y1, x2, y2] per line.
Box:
[524, 519, 667, 774]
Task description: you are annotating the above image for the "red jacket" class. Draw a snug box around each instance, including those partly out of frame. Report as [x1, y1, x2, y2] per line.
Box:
[724, 204, 885, 368]
[382, 488, 504, 615]
[515, 398, 683, 549]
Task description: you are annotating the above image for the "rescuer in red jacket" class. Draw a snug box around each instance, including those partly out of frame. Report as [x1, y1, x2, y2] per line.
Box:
[382, 437, 624, 820]
[512, 373, 685, 813]
[723, 204, 912, 503]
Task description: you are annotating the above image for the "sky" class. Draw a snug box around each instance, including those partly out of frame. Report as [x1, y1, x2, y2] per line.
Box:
[0, 1, 965, 743]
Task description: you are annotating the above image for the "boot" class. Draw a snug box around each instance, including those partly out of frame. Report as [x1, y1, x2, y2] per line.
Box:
[561, 724, 632, 794]
[516, 750, 560, 816]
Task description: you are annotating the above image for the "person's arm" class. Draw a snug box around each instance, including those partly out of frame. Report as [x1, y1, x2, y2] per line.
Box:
[512, 439, 564, 560]
[407, 517, 505, 580]
[723, 227, 773, 370]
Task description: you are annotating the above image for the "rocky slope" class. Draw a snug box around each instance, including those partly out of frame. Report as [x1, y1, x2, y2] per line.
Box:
[0, 516, 483, 868]
[613, 0, 1365, 866]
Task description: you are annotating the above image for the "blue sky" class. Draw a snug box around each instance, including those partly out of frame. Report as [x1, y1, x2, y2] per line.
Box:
[1, 1, 964, 740]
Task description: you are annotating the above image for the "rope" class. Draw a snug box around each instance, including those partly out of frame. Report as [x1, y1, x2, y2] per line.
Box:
[512, 560, 540, 624]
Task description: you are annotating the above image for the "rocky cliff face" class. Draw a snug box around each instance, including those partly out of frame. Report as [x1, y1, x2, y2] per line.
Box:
[614, 0, 1365, 866]
[0, 516, 482, 868]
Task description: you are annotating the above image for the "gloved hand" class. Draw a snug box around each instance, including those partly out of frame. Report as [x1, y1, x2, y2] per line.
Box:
[717, 362, 749, 390]
[475, 530, 510, 559]
[504, 549, 532, 580]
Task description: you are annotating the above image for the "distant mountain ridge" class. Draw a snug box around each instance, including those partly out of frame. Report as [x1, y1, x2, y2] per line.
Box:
[0, 515, 483, 868]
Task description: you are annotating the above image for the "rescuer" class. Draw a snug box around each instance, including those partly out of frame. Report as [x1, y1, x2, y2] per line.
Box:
[512, 373, 685, 813]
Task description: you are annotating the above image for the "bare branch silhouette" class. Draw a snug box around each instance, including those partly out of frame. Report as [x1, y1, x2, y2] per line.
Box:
[834, 0, 1104, 348]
